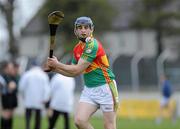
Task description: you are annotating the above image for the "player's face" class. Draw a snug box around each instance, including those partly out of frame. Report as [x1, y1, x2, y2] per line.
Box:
[4, 63, 16, 76]
[74, 24, 93, 38]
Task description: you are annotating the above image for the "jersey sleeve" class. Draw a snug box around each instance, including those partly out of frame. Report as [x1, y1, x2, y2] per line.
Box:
[81, 39, 98, 63]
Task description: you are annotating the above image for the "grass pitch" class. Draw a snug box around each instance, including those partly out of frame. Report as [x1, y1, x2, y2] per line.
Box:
[13, 115, 180, 129]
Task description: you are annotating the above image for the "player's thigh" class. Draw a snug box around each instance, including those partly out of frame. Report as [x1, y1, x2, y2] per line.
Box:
[103, 111, 116, 128]
[75, 102, 98, 121]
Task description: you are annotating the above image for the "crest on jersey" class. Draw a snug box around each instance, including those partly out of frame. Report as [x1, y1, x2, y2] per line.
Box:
[86, 48, 92, 53]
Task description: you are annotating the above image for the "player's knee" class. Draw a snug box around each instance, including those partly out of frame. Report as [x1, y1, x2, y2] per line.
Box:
[74, 116, 86, 127]
[2, 110, 12, 119]
[104, 122, 115, 129]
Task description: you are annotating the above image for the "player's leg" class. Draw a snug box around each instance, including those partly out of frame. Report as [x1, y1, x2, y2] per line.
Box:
[25, 108, 32, 129]
[34, 109, 41, 129]
[98, 81, 119, 129]
[103, 111, 117, 129]
[62, 112, 69, 129]
[48, 109, 59, 129]
[74, 102, 98, 129]
[1, 109, 12, 129]
[156, 97, 168, 124]
[6, 109, 14, 129]
[1, 95, 13, 129]
[170, 101, 177, 123]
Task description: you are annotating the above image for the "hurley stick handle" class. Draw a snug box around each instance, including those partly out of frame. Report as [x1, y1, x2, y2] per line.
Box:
[49, 24, 58, 58]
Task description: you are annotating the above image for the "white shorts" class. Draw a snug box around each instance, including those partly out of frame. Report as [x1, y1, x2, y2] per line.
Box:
[160, 97, 170, 107]
[79, 81, 119, 112]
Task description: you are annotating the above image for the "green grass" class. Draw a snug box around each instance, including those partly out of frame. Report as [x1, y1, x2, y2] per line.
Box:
[13, 115, 180, 129]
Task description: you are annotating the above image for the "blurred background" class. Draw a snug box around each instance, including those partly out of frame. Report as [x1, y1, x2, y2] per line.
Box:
[0, 0, 180, 128]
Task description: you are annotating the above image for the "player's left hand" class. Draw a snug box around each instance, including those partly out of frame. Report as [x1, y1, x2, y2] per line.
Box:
[44, 56, 59, 72]
[47, 56, 59, 71]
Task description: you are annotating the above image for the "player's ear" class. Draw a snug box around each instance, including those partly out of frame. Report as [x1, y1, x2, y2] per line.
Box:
[74, 28, 77, 36]
[91, 26, 94, 33]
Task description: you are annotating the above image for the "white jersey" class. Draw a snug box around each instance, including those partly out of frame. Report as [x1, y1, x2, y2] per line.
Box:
[19, 67, 50, 109]
[49, 74, 75, 113]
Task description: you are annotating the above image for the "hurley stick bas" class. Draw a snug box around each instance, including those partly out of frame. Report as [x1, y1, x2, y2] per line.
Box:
[48, 11, 64, 58]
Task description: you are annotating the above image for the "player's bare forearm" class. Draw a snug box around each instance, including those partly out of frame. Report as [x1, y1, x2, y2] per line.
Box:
[53, 62, 82, 77]
[46, 56, 90, 77]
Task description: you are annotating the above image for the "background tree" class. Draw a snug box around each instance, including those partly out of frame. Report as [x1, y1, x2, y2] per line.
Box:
[0, 0, 18, 58]
[131, 0, 180, 57]
[38, 0, 116, 52]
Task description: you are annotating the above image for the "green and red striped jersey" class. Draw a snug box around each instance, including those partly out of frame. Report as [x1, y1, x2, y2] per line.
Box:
[71, 38, 115, 87]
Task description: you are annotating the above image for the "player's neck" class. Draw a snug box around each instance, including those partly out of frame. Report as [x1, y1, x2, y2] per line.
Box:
[79, 41, 85, 44]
